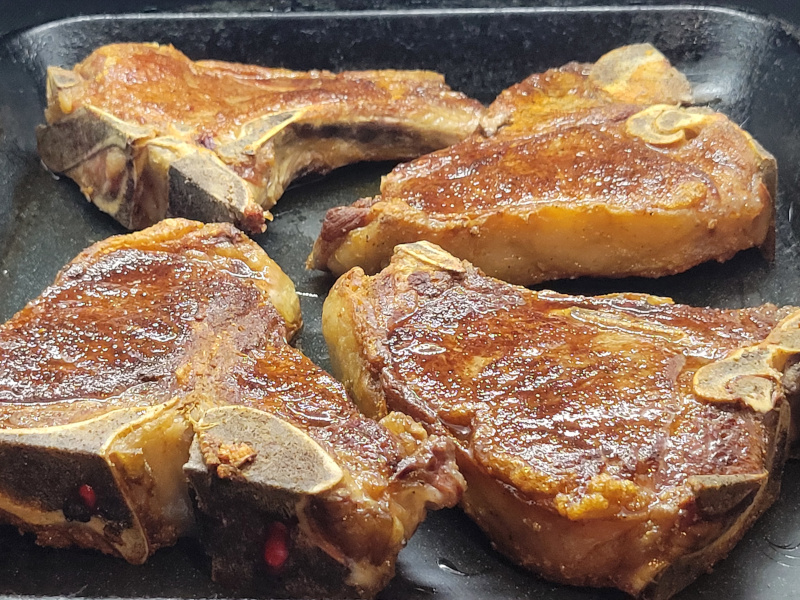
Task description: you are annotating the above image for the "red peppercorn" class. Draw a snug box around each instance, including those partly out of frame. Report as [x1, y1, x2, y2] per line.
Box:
[78, 484, 97, 512]
[263, 521, 289, 570]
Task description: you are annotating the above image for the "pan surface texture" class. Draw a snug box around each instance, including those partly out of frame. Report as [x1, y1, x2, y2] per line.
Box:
[1, 7, 800, 599]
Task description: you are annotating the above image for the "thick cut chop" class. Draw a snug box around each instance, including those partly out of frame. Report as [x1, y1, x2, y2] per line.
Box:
[37, 43, 483, 234]
[310, 44, 775, 285]
[323, 241, 798, 599]
[0, 220, 463, 598]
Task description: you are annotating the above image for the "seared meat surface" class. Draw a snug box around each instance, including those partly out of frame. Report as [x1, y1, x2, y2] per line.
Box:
[0, 220, 463, 598]
[310, 44, 775, 285]
[37, 43, 483, 234]
[323, 241, 796, 599]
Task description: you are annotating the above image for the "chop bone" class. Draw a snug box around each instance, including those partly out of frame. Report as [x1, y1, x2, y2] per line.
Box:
[38, 45, 484, 233]
[188, 406, 343, 494]
[694, 310, 800, 412]
[625, 105, 714, 145]
[587, 43, 694, 104]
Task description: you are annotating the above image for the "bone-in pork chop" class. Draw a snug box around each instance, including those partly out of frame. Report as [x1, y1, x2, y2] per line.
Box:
[323, 241, 796, 599]
[0, 220, 463, 598]
[37, 43, 483, 234]
[309, 44, 775, 285]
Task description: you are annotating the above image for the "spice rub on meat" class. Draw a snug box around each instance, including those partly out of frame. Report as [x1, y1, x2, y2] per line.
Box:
[37, 43, 484, 234]
[323, 241, 798, 599]
[0, 220, 463, 598]
[309, 44, 775, 285]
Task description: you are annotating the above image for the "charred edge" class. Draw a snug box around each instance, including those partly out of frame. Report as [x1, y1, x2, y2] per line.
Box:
[319, 206, 372, 243]
[308, 201, 377, 270]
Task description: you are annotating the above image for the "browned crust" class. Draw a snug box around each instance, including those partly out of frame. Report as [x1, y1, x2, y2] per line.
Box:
[0, 221, 464, 598]
[39, 43, 484, 234]
[322, 242, 793, 598]
[309, 44, 775, 285]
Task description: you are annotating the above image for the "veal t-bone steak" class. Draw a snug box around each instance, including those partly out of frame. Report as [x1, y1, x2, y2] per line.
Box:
[323, 241, 798, 599]
[37, 43, 484, 234]
[0, 220, 464, 598]
[309, 44, 775, 285]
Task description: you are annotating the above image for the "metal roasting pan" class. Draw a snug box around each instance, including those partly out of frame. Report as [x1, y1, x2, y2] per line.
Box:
[1, 6, 800, 599]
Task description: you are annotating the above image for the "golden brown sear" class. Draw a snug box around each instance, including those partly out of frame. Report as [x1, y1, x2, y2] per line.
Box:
[0, 219, 296, 561]
[38, 43, 484, 233]
[0, 220, 296, 421]
[323, 241, 795, 599]
[0, 220, 463, 598]
[310, 44, 775, 285]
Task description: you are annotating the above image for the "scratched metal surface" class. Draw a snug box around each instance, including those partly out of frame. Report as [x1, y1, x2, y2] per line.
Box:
[0, 7, 800, 599]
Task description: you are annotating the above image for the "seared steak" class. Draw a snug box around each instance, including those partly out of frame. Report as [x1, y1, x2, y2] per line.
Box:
[310, 44, 775, 285]
[323, 241, 796, 599]
[37, 43, 483, 234]
[0, 220, 463, 598]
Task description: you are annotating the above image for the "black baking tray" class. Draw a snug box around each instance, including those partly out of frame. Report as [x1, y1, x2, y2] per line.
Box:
[1, 6, 800, 599]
